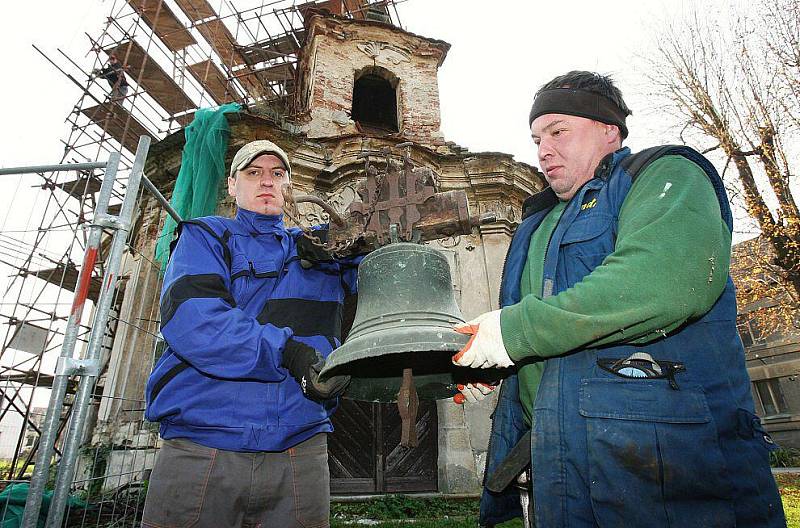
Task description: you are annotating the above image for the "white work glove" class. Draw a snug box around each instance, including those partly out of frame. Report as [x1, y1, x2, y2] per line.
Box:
[453, 382, 497, 404]
[452, 310, 514, 369]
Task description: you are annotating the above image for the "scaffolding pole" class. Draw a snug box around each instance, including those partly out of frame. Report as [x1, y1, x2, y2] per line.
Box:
[19, 150, 123, 528]
[45, 135, 152, 528]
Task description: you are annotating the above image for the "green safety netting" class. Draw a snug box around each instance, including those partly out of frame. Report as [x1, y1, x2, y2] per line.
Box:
[155, 103, 241, 268]
[0, 483, 85, 528]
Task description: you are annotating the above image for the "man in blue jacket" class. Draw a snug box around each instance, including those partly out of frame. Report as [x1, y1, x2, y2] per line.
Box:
[142, 140, 355, 528]
[453, 71, 784, 527]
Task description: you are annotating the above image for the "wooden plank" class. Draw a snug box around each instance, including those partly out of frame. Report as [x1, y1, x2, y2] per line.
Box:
[329, 399, 377, 494]
[81, 103, 152, 154]
[231, 63, 294, 100]
[56, 175, 103, 200]
[195, 19, 245, 67]
[173, 0, 216, 21]
[253, 62, 295, 83]
[126, 0, 196, 52]
[105, 41, 195, 115]
[233, 70, 267, 99]
[2, 371, 79, 391]
[298, 1, 345, 20]
[173, 111, 195, 127]
[382, 401, 437, 492]
[343, 0, 367, 19]
[748, 358, 800, 382]
[188, 60, 237, 105]
[20, 263, 102, 302]
[240, 34, 301, 65]
[329, 399, 437, 494]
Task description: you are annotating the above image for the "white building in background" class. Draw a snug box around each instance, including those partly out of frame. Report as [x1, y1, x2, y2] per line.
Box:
[0, 413, 24, 460]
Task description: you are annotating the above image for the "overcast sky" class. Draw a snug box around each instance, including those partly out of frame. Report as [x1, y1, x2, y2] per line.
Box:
[0, 0, 760, 234]
[0, 0, 699, 164]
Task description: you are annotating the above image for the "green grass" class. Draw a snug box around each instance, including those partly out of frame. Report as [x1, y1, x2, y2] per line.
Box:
[330, 495, 521, 527]
[777, 473, 800, 527]
[329, 478, 800, 528]
[332, 521, 521, 528]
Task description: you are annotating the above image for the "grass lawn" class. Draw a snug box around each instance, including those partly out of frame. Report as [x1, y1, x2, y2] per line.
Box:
[776, 473, 800, 527]
[330, 476, 800, 527]
[330, 495, 522, 527]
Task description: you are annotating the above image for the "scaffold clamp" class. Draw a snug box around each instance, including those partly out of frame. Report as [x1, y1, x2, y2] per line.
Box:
[56, 357, 101, 377]
[90, 213, 129, 231]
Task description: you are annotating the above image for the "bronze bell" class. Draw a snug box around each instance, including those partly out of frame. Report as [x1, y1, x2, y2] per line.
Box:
[319, 242, 500, 403]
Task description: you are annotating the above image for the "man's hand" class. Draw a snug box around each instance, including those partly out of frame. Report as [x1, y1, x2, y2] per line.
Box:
[296, 228, 334, 268]
[452, 310, 514, 369]
[453, 382, 496, 404]
[281, 339, 350, 401]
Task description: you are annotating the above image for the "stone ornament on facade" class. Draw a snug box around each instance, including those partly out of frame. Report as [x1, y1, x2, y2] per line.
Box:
[436, 235, 462, 249]
[356, 41, 410, 65]
[331, 110, 352, 127]
[479, 200, 517, 223]
[327, 184, 359, 214]
[296, 184, 359, 225]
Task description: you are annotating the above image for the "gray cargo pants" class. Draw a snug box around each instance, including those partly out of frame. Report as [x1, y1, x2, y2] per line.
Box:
[141, 433, 329, 528]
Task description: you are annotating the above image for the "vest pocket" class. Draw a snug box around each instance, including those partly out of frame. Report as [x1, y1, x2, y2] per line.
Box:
[578, 378, 735, 527]
[559, 215, 614, 286]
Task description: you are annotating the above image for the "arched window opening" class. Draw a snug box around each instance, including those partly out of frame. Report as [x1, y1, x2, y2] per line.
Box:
[352, 71, 398, 132]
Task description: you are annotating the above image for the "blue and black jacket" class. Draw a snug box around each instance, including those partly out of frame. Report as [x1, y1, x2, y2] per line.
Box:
[145, 209, 357, 452]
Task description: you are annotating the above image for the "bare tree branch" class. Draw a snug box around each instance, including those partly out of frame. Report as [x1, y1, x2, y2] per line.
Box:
[644, 1, 800, 333]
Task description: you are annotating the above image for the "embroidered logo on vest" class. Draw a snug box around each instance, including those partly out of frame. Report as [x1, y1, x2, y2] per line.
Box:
[581, 197, 597, 211]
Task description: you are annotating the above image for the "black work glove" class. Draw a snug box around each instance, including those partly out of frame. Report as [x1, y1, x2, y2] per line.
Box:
[296, 228, 334, 268]
[281, 339, 350, 401]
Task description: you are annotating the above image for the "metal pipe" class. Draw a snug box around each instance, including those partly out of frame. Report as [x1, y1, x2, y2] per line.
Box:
[292, 194, 346, 226]
[45, 136, 152, 528]
[0, 161, 107, 176]
[141, 173, 182, 223]
[20, 151, 121, 528]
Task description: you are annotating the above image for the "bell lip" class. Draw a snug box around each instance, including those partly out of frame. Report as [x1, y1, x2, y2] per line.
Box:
[318, 326, 470, 381]
[345, 312, 464, 342]
[342, 374, 458, 402]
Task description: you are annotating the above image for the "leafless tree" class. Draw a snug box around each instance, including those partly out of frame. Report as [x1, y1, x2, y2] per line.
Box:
[646, 0, 799, 331]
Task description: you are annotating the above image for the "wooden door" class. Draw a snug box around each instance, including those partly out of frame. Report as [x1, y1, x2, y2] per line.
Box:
[329, 399, 438, 494]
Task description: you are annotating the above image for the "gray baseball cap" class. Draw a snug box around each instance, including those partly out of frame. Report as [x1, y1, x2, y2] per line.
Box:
[229, 140, 291, 179]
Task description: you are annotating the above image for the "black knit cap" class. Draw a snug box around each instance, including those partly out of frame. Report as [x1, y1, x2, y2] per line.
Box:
[529, 88, 629, 139]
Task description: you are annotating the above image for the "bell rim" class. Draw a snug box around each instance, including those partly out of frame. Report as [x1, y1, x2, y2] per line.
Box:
[319, 325, 470, 379]
[346, 311, 464, 340]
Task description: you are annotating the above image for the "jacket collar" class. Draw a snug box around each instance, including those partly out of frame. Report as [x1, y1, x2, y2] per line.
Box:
[522, 147, 632, 220]
[235, 208, 285, 234]
[593, 147, 631, 181]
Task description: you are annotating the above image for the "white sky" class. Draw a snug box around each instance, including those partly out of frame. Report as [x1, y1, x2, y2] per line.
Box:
[0, 0, 772, 253]
[400, 0, 672, 163]
[3, 0, 763, 225]
[0, 1, 708, 164]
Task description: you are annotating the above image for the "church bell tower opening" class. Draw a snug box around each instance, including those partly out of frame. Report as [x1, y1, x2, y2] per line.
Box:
[352, 67, 399, 132]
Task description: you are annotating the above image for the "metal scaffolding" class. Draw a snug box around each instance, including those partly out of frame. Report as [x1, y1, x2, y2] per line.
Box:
[0, 1, 405, 526]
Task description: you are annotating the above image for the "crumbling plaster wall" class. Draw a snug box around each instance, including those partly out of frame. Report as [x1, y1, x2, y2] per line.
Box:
[296, 15, 450, 148]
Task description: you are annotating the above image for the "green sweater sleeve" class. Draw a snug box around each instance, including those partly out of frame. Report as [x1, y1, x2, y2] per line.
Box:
[501, 155, 732, 360]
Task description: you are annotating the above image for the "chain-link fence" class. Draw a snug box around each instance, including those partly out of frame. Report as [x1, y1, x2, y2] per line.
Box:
[0, 136, 186, 527]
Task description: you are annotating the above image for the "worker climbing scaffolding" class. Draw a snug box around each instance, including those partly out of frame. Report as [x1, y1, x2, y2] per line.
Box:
[93, 54, 129, 100]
